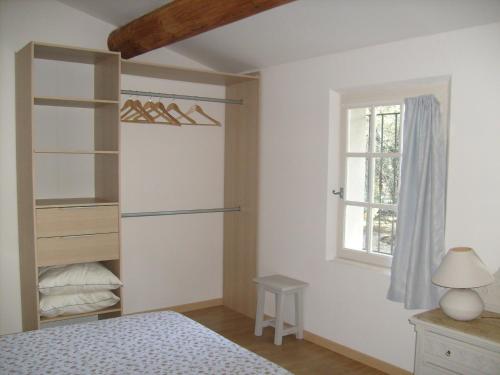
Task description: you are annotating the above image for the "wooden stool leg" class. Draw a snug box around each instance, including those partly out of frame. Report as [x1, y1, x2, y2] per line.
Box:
[295, 289, 304, 339]
[254, 285, 265, 336]
[274, 292, 285, 345]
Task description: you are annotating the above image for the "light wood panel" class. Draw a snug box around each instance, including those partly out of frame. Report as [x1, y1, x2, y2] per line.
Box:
[36, 206, 118, 237]
[16, 42, 39, 332]
[223, 78, 259, 318]
[34, 96, 118, 108]
[34, 150, 119, 154]
[101, 54, 123, 310]
[185, 306, 385, 375]
[34, 41, 120, 64]
[40, 306, 121, 323]
[36, 198, 118, 208]
[94, 103, 119, 151]
[94, 54, 120, 101]
[95, 154, 120, 202]
[121, 60, 258, 86]
[37, 233, 119, 266]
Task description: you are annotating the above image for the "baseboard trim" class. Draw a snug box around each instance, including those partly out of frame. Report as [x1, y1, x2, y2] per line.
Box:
[128, 298, 224, 315]
[303, 330, 412, 375]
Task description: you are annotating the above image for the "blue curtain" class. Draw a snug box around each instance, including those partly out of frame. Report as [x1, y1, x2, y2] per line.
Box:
[387, 95, 447, 309]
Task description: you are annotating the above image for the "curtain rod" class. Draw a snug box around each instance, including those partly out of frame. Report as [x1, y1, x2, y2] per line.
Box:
[121, 90, 243, 105]
[121, 207, 240, 218]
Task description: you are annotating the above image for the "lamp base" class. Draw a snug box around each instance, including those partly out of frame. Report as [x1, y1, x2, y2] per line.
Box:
[439, 288, 484, 321]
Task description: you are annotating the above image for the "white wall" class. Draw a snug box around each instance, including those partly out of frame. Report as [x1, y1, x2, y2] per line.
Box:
[258, 22, 500, 371]
[120, 75, 225, 314]
[0, 0, 214, 335]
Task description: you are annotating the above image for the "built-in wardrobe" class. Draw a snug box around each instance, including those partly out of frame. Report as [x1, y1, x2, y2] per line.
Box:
[16, 41, 258, 331]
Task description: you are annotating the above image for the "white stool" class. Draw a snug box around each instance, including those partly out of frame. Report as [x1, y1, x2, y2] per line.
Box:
[253, 274, 308, 345]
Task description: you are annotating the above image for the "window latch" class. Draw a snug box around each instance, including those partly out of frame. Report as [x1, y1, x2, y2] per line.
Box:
[332, 187, 344, 200]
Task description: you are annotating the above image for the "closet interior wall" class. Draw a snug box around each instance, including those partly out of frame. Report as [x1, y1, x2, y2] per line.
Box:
[120, 70, 226, 313]
[120, 61, 259, 318]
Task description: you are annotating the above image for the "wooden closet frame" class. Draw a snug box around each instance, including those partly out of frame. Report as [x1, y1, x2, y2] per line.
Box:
[16, 41, 259, 331]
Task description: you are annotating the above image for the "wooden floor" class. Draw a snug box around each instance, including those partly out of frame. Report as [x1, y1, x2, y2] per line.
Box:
[184, 306, 385, 375]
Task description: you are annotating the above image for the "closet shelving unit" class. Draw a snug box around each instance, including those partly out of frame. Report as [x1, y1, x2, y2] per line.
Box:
[16, 42, 122, 330]
[16, 41, 259, 331]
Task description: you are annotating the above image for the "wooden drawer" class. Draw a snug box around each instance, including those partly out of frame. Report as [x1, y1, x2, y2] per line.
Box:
[36, 205, 118, 237]
[37, 233, 119, 266]
[423, 331, 500, 375]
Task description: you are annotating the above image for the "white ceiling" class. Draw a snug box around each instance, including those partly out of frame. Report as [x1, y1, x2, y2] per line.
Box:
[58, 0, 500, 73]
[58, 0, 172, 27]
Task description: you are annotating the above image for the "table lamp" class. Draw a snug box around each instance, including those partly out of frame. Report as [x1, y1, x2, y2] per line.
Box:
[432, 247, 494, 321]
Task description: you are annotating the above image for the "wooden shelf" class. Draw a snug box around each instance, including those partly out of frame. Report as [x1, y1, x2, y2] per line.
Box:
[122, 60, 259, 86]
[34, 150, 119, 155]
[40, 306, 121, 323]
[34, 96, 119, 108]
[33, 41, 119, 64]
[36, 198, 118, 208]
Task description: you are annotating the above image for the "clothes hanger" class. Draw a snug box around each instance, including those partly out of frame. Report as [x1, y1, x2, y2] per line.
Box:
[183, 104, 221, 126]
[156, 101, 181, 125]
[121, 99, 154, 123]
[120, 98, 137, 118]
[166, 102, 196, 124]
[142, 98, 180, 125]
[126, 100, 154, 122]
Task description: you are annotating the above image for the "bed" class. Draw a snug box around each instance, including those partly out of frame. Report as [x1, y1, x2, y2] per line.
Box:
[0, 311, 290, 375]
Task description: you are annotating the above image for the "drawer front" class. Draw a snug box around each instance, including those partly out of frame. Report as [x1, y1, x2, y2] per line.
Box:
[423, 331, 500, 375]
[37, 233, 119, 266]
[36, 206, 119, 237]
[421, 362, 460, 375]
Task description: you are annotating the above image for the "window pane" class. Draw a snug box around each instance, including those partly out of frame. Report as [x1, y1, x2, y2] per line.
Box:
[373, 157, 400, 205]
[371, 208, 397, 255]
[375, 105, 401, 153]
[344, 205, 368, 251]
[347, 107, 371, 152]
[346, 157, 368, 202]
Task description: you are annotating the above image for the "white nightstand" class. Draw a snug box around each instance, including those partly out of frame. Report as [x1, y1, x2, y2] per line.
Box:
[410, 309, 500, 375]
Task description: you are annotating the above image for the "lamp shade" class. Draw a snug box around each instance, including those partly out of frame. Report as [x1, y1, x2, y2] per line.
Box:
[432, 247, 494, 288]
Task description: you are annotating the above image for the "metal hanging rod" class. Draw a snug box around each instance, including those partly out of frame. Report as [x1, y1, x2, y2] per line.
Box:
[121, 90, 243, 105]
[121, 207, 240, 218]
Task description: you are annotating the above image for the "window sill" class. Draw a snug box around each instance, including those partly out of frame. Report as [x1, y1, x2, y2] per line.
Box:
[337, 248, 392, 268]
[331, 256, 391, 276]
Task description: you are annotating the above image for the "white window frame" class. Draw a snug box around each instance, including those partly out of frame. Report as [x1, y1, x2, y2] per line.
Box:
[338, 100, 403, 268]
[334, 80, 450, 268]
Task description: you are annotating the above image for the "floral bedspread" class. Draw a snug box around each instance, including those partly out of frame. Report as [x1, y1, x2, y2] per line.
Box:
[0, 311, 290, 375]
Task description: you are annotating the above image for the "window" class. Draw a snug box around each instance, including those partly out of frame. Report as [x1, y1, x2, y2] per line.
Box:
[339, 102, 403, 267]
[332, 80, 449, 268]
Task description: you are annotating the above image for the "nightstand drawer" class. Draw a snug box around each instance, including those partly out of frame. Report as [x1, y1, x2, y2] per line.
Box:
[36, 205, 119, 237]
[421, 362, 459, 375]
[37, 233, 119, 266]
[424, 331, 500, 375]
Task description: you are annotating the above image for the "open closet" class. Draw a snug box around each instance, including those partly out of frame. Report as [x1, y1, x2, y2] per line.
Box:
[16, 41, 259, 331]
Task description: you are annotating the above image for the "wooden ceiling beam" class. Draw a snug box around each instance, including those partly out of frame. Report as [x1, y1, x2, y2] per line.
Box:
[108, 0, 296, 59]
